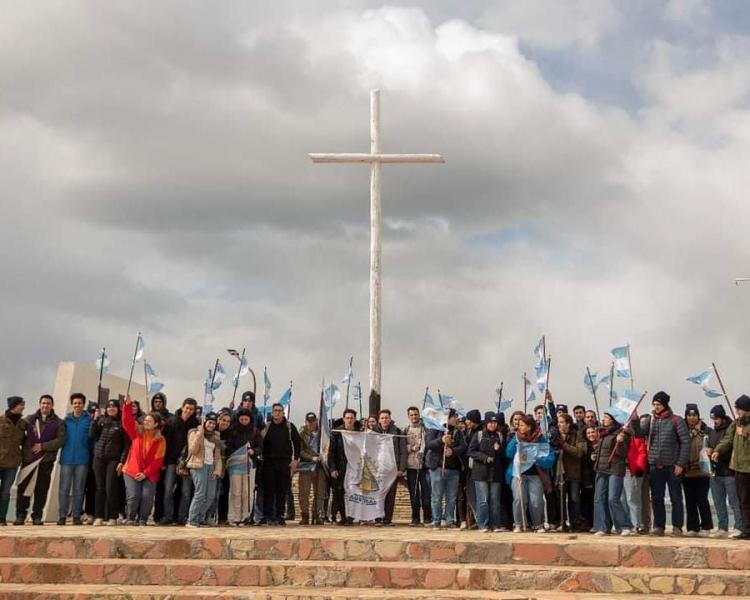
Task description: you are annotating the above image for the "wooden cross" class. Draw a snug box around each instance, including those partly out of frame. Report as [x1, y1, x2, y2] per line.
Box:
[310, 89, 444, 414]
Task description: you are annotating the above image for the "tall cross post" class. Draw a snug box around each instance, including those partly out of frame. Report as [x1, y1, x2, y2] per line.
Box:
[310, 89, 444, 415]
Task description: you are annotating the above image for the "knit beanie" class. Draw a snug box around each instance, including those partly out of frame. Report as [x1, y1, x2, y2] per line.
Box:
[652, 391, 671, 408]
[684, 403, 700, 418]
[709, 405, 726, 419]
[7, 396, 24, 411]
[735, 395, 750, 411]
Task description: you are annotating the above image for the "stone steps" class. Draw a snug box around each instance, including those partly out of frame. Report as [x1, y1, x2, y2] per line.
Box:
[0, 557, 746, 595]
[2, 584, 750, 600]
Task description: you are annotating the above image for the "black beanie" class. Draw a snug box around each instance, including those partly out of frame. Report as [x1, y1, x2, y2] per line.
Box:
[465, 409, 482, 425]
[709, 405, 726, 419]
[684, 403, 700, 418]
[653, 391, 671, 407]
[735, 395, 750, 411]
[7, 396, 24, 411]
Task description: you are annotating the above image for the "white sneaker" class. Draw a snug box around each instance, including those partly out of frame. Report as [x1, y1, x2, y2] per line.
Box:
[594, 531, 607, 536]
[698, 530, 710, 538]
[729, 530, 743, 539]
[512, 526, 522, 533]
[685, 530, 698, 537]
[185, 523, 200, 529]
[620, 529, 632, 537]
[459, 521, 467, 530]
[93, 518, 103, 527]
[106, 519, 117, 526]
[495, 527, 509, 533]
[534, 527, 546, 533]
[710, 529, 728, 539]
[480, 528, 490, 533]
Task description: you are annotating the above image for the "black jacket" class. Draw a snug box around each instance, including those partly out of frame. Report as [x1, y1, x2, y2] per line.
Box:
[89, 415, 130, 463]
[468, 428, 504, 481]
[708, 419, 734, 477]
[425, 426, 467, 471]
[594, 425, 629, 477]
[225, 423, 263, 467]
[262, 418, 301, 461]
[375, 421, 408, 472]
[328, 421, 362, 473]
[163, 408, 200, 465]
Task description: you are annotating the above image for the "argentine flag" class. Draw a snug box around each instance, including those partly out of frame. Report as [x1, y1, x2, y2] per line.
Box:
[95, 350, 110, 376]
[611, 346, 631, 378]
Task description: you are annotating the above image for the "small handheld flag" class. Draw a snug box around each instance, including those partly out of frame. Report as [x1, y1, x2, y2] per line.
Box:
[96, 350, 110, 376]
[686, 370, 723, 398]
[611, 346, 631, 378]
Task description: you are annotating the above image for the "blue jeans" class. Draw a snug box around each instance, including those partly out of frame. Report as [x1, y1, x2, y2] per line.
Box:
[123, 474, 156, 523]
[622, 472, 643, 529]
[188, 464, 217, 526]
[511, 474, 544, 529]
[649, 465, 684, 529]
[594, 473, 631, 533]
[0, 467, 18, 522]
[710, 475, 742, 531]
[162, 465, 193, 523]
[430, 468, 459, 525]
[474, 480, 501, 529]
[58, 464, 89, 520]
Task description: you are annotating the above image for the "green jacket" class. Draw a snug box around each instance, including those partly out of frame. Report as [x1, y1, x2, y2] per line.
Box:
[715, 415, 750, 474]
[0, 413, 25, 469]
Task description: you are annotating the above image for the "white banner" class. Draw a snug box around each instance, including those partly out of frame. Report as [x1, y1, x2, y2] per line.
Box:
[341, 430, 397, 521]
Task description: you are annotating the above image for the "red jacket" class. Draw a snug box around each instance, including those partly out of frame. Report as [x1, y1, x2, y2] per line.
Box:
[122, 404, 166, 483]
[627, 435, 647, 476]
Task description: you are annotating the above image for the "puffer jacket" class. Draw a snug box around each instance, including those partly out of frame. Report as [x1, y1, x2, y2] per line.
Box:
[90, 415, 130, 463]
[186, 427, 225, 476]
[593, 426, 629, 477]
[626, 435, 648, 477]
[632, 411, 689, 468]
[715, 414, 750, 474]
[0, 411, 25, 469]
[467, 428, 504, 482]
[685, 422, 710, 478]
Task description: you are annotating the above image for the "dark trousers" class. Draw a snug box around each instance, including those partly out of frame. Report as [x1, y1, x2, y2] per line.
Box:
[331, 469, 347, 522]
[649, 465, 684, 529]
[683, 476, 713, 532]
[16, 461, 54, 521]
[263, 459, 291, 522]
[545, 487, 561, 527]
[406, 468, 432, 523]
[84, 463, 96, 516]
[580, 484, 595, 527]
[153, 469, 166, 522]
[562, 480, 582, 527]
[218, 470, 230, 522]
[735, 471, 750, 534]
[382, 481, 398, 523]
[92, 457, 121, 521]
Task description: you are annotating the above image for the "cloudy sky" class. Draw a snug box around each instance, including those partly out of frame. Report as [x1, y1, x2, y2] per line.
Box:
[3, 0, 750, 420]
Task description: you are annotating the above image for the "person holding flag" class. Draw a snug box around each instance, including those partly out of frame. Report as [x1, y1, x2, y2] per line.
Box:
[328, 408, 360, 526]
[682, 404, 713, 537]
[505, 414, 554, 532]
[260, 403, 301, 526]
[298, 412, 327, 525]
[374, 409, 408, 526]
[404, 405, 431, 527]
[425, 409, 467, 528]
[592, 412, 633, 536]
[706, 404, 743, 538]
[224, 408, 263, 526]
[236, 391, 265, 432]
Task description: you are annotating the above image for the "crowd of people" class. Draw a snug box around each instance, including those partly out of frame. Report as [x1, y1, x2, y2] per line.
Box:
[0, 388, 748, 541]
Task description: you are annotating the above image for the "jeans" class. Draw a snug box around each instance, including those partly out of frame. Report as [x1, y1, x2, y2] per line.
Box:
[648, 465, 684, 529]
[683, 476, 713, 532]
[188, 464, 217, 526]
[0, 467, 18, 522]
[710, 475, 742, 531]
[511, 474, 544, 529]
[474, 480, 501, 529]
[594, 473, 632, 533]
[58, 464, 89, 520]
[429, 468, 459, 525]
[162, 465, 193, 523]
[406, 468, 432, 523]
[622, 472, 643, 529]
[123, 474, 156, 523]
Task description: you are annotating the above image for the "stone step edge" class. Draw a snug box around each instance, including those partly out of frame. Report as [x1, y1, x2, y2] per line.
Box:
[0, 556, 745, 576]
[1, 585, 748, 600]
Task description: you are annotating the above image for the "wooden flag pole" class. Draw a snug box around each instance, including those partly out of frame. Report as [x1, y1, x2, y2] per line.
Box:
[712, 363, 736, 419]
[608, 362, 615, 407]
[497, 382, 504, 413]
[345, 356, 353, 411]
[523, 372, 528, 414]
[97, 347, 106, 407]
[125, 333, 141, 398]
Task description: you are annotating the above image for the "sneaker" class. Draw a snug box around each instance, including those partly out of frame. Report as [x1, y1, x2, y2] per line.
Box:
[672, 527, 683, 537]
[512, 526, 522, 533]
[685, 530, 698, 537]
[495, 527, 510, 533]
[432, 522, 441, 529]
[651, 527, 665, 537]
[730, 531, 750, 539]
[459, 521, 468, 530]
[72, 518, 83, 526]
[56, 518, 66, 526]
[729, 530, 745, 539]
[92, 518, 103, 527]
[13, 518, 25, 526]
[32, 518, 44, 526]
[480, 528, 490, 533]
[698, 530, 710, 538]
[0, 520, 6, 526]
[157, 518, 173, 526]
[710, 529, 729, 539]
[534, 527, 546, 534]
[106, 519, 117, 526]
[594, 531, 607, 536]
[620, 529, 633, 537]
[185, 523, 200, 528]
[409, 521, 421, 527]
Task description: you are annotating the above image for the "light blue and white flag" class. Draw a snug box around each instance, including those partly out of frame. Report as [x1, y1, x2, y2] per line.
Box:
[231, 356, 250, 388]
[686, 370, 723, 398]
[608, 389, 641, 424]
[536, 360, 548, 393]
[264, 368, 272, 391]
[584, 371, 599, 394]
[524, 376, 536, 406]
[424, 392, 440, 410]
[422, 404, 449, 431]
[133, 334, 145, 363]
[352, 382, 362, 407]
[278, 387, 292, 407]
[211, 362, 225, 391]
[533, 336, 545, 361]
[324, 384, 340, 412]
[513, 441, 550, 478]
[611, 346, 631, 378]
[145, 363, 164, 394]
[342, 361, 353, 385]
[497, 398, 513, 413]
[441, 394, 466, 417]
[95, 350, 110, 376]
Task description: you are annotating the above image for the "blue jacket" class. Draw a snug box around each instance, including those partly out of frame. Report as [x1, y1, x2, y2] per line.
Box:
[60, 412, 92, 465]
[504, 433, 555, 485]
